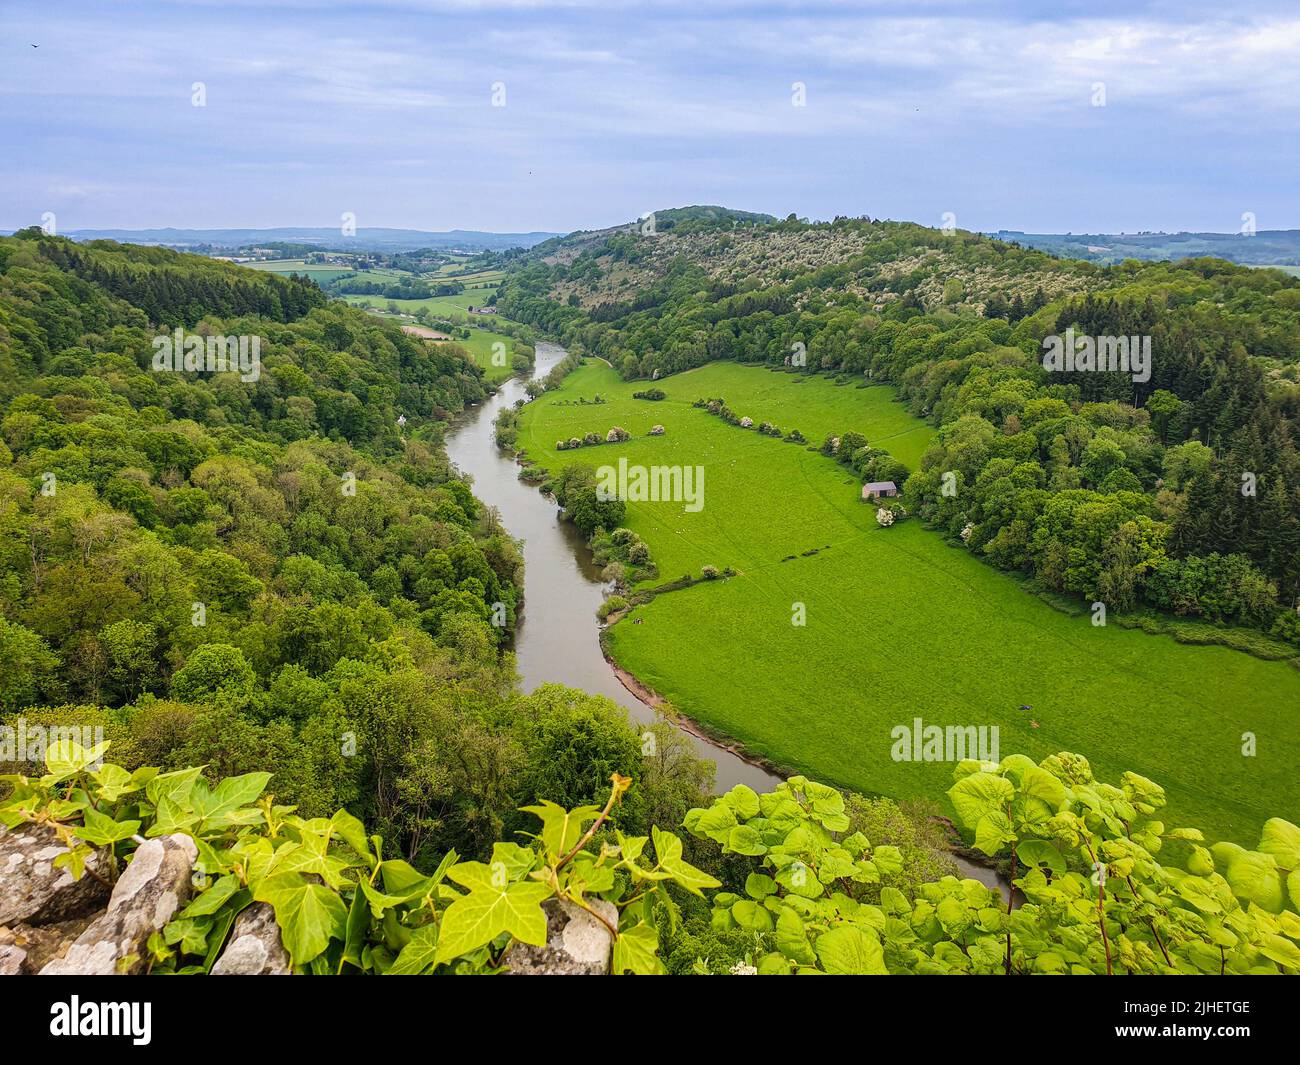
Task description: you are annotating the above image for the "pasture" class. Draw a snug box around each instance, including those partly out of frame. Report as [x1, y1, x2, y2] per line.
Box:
[516, 361, 1300, 845]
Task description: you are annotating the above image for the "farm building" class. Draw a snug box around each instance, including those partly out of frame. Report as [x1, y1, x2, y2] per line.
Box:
[862, 481, 899, 500]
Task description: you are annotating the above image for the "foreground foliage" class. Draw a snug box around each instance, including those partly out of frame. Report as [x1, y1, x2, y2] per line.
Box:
[5, 740, 1296, 975]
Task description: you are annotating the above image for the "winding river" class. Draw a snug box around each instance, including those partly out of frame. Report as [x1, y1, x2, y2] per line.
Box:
[443, 341, 1004, 891]
[444, 342, 780, 793]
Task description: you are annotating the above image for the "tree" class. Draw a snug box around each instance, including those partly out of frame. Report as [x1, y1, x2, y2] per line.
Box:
[0, 617, 60, 712]
[170, 643, 257, 705]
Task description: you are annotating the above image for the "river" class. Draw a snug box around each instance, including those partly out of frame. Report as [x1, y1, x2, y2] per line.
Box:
[443, 341, 1005, 891]
[444, 342, 779, 793]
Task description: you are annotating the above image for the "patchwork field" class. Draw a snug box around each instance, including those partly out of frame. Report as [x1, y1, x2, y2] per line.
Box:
[343, 280, 502, 319]
[516, 361, 1300, 845]
[243, 258, 356, 283]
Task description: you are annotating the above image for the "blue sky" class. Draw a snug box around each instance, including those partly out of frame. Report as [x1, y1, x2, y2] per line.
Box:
[2, 0, 1297, 234]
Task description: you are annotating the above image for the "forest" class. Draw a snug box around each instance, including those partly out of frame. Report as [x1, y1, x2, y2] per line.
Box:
[497, 216, 1300, 646]
[2, 226, 1298, 977]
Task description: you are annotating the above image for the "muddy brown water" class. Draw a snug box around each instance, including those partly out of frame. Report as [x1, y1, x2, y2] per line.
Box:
[443, 341, 1005, 890]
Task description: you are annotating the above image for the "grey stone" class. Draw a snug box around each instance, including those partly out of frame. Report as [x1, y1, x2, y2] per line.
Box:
[503, 897, 617, 975]
[0, 943, 27, 975]
[211, 903, 291, 975]
[0, 824, 109, 926]
[39, 834, 197, 975]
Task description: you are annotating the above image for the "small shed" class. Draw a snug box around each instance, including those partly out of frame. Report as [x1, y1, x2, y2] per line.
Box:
[862, 480, 899, 501]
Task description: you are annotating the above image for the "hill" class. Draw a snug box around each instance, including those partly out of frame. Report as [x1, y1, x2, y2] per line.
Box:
[987, 229, 1300, 267]
[51, 226, 562, 254]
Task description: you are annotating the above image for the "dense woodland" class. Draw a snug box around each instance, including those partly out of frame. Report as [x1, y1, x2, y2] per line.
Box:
[3, 225, 1298, 976]
[498, 216, 1300, 645]
[0, 230, 716, 865]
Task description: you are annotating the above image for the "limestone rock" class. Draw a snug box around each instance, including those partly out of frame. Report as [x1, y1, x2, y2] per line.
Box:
[39, 834, 197, 976]
[0, 824, 109, 926]
[211, 903, 291, 975]
[503, 897, 617, 975]
[0, 934, 27, 975]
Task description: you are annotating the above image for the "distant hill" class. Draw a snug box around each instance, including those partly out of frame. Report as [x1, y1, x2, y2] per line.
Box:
[986, 229, 1300, 267]
[523, 205, 779, 263]
[52, 226, 562, 253]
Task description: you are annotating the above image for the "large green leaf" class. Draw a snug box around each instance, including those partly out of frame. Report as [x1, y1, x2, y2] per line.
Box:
[775, 906, 817, 965]
[74, 806, 140, 846]
[652, 826, 721, 896]
[1258, 818, 1300, 870]
[721, 783, 760, 819]
[948, 773, 1013, 833]
[386, 924, 441, 975]
[1212, 844, 1285, 913]
[814, 925, 887, 974]
[434, 881, 550, 964]
[611, 921, 661, 975]
[253, 873, 348, 966]
[519, 800, 600, 859]
[44, 739, 111, 782]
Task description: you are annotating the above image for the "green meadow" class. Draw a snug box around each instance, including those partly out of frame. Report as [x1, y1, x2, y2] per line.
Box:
[244, 258, 355, 283]
[516, 361, 1300, 845]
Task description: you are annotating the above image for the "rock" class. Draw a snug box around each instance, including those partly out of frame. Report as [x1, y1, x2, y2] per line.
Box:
[211, 903, 291, 975]
[0, 824, 110, 927]
[0, 929, 27, 975]
[39, 834, 197, 976]
[3, 916, 95, 972]
[503, 898, 617, 975]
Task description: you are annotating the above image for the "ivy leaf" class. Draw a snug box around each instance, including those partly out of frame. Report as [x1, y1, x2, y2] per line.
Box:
[814, 925, 887, 974]
[90, 763, 142, 802]
[253, 873, 348, 966]
[652, 826, 721, 896]
[519, 800, 599, 859]
[434, 881, 550, 964]
[180, 874, 242, 918]
[386, 924, 441, 975]
[44, 739, 110, 782]
[163, 917, 211, 956]
[329, 809, 373, 862]
[74, 806, 140, 847]
[611, 920, 662, 975]
[193, 772, 272, 827]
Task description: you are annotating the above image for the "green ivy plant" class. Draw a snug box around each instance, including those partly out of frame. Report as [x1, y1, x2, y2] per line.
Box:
[0, 741, 718, 974]
[4, 741, 1297, 975]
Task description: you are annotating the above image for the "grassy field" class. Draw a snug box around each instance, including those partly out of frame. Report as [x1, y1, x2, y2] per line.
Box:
[516, 361, 1300, 845]
[343, 281, 501, 320]
[243, 259, 355, 283]
[344, 275, 513, 382]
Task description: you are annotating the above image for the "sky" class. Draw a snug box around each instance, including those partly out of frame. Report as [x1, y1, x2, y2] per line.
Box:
[2, 0, 1298, 236]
